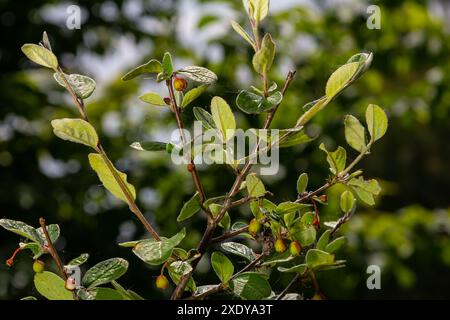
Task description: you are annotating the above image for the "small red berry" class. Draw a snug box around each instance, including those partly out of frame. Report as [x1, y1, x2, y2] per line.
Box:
[163, 97, 171, 105]
[156, 274, 169, 289]
[33, 260, 45, 273]
[173, 76, 188, 91]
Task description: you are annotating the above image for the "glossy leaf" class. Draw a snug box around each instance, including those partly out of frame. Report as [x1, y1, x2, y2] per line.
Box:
[21, 44, 58, 69]
[193, 107, 216, 130]
[168, 260, 196, 292]
[53, 73, 96, 99]
[51, 118, 98, 149]
[177, 192, 201, 222]
[221, 242, 256, 261]
[132, 228, 186, 265]
[230, 272, 271, 300]
[326, 237, 346, 253]
[236, 90, 282, 114]
[122, 59, 162, 81]
[92, 288, 124, 300]
[177, 66, 218, 84]
[68, 253, 89, 267]
[211, 252, 234, 284]
[82, 258, 129, 288]
[130, 141, 170, 152]
[0, 219, 40, 243]
[277, 264, 308, 274]
[316, 230, 331, 251]
[36, 224, 60, 244]
[249, 0, 270, 23]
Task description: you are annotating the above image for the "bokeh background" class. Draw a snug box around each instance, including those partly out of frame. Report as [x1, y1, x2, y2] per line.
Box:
[1, 0, 449, 299]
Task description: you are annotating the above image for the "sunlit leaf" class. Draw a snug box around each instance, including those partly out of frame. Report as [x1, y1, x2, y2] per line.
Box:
[34, 272, 73, 300]
[177, 66, 218, 84]
[344, 115, 366, 152]
[53, 73, 96, 99]
[51, 118, 98, 149]
[82, 258, 129, 288]
[366, 104, 388, 142]
[211, 96, 235, 141]
[21, 44, 58, 70]
[122, 59, 162, 81]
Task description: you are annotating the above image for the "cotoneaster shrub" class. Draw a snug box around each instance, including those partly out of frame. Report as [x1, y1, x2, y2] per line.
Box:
[1, 0, 388, 300]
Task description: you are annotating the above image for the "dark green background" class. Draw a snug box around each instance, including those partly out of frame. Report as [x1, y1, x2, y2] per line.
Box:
[0, 0, 449, 299]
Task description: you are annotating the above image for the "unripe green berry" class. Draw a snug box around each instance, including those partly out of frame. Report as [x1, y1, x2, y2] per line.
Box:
[274, 238, 287, 253]
[289, 241, 302, 256]
[248, 218, 261, 235]
[32, 260, 45, 273]
[173, 76, 187, 91]
[156, 274, 169, 289]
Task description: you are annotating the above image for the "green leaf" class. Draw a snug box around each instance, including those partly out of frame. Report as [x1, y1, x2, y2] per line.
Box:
[211, 252, 234, 284]
[177, 192, 201, 222]
[230, 272, 271, 300]
[277, 264, 308, 274]
[325, 62, 359, 100]
[160, 52, 173, 80]
[34, 272, 73, 300]
[296, 173, 308, 194]
[278, 127, 315, 148]
[344, 115, 366, 152]
[0, 219, 40, 243]
[193, 107, 216, 130]
[53, 73, 96, 99]
[21, 296, 38, 300]
[121, 59, 162, 81]
[316, 230, 331, 251]
[319, 143, 346, 175]
[82, 258, 129, 288]
[326, 237, 346, 253]
[51, 118, 98, 149]
[236, 90, 282, 114]
[209, 204, 231, 229]
[348, 177, 381, 206]
[221, 242, 256, 261]
[36, 224, 60, 244]
[132, 228, 186, 265]
[252, 33, 275, 76]
[347, 52, 373, 81]
[366, 104, 388, 142]
[41, 31, 52, 51]
[340, 190, 356, 214]
[68, 253, 89, 266]
[130, 141, 171, 152]
[296, 96, 328, 127]
[168, 260, 196, 292]
[88, 153, 136, 203]
[292, 224, 316, 246]
[20, 242, 44, 259]
[110, 281, 134, 300]
[230, 21, 255, 49]
[246, 173, 266, 198]
[177, 66, 218, 84]
[261, 250, 295, 266]
[92, 288, 124, 300]
[139, 92, 167, 106]
[249, 0, 270, 23]
[181, 85, 208, 108]
[275, 202, 309, 215]
[305, 249, 335, 269]
[21, 44, 58, 70]
[211, 96, 236, 141]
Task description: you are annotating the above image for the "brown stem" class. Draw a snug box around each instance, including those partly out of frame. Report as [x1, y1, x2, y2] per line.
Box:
[56, 67, 161, 241]
[276, 273, 300, 300]
[39, 218, 66, 279]
[165, 78, 209, 213]
[170, 70, 297, 299]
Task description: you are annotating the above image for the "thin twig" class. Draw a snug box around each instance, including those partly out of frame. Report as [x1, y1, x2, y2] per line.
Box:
[276, 274, 300, 300]
[171, 70, 297, 299]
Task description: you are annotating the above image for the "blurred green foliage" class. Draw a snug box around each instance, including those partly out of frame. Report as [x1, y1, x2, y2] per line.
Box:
[0, 0, 449, 299]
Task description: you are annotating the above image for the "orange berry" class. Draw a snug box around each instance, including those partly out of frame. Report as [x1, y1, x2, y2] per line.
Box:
[173, 76, 188, 91]
[289, 241, 302, 256]
[156, 274, 169, 289]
